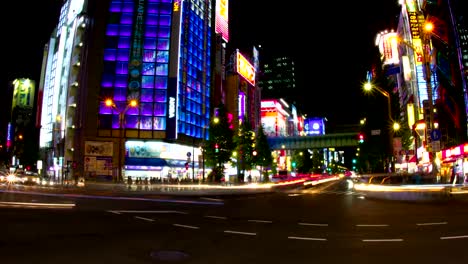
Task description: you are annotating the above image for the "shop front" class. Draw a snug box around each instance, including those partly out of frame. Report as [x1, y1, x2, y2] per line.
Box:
[440, 143, 468, 184]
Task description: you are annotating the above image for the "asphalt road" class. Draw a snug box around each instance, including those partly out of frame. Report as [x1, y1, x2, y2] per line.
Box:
[1, 180, 468, 264]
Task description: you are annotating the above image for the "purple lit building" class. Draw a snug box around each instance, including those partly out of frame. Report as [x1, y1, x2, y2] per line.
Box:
[38, 0, 224, 182]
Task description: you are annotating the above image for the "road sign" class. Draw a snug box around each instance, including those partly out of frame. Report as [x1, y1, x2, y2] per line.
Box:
[430, 129, 441, 141]
[432, 140, 441, 152]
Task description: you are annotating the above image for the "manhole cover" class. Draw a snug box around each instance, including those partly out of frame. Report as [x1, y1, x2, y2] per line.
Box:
[150, 250, 190, 262]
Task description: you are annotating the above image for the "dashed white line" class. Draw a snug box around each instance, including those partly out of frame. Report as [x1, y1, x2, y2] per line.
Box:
[440, 235, 468, 240]
[204, 215, 227, 220]
[108, 210, 188, 214]
[224, 230, 257, 236]
[356, 224, 389, 227]
[200, 197, 223, 202]
[135, 216, 155, 222]
[288, 236, 327, 241]
[363, 239, 403, 242]
[248, 219, 272, 223]
[108, 210, 122, 215]
[298, 223, 328, 227]
[417, 222, 448, 226]
[173, 224, 200, 229]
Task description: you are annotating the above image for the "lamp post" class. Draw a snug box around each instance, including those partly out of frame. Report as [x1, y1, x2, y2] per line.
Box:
[105, 99, 138, 183]
[364, 82, 392, 121]
[363, 82, 398, 172]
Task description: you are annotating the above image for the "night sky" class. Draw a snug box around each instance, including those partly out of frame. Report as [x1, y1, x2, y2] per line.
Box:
[2, 1, 401, 128]
[229, 1, 401, 124]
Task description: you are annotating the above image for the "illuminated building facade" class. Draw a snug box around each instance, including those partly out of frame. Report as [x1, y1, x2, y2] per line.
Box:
[225, 50, 261, 131]
[9, 78, 36, 168]
[260, 98, 301, 172]
[38, 0, 223, 182]
[386, 0, 468, 174]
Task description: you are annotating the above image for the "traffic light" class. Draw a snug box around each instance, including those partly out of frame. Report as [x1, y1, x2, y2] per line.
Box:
[358, 133, 364, 143]
[185, 162, 189, 170]
[215, 143, 219, 153]
[292, 161, 296, 168]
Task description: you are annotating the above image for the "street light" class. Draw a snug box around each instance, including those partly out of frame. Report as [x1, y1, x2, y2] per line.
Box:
[363, 82, 393, 122]
[105, 98, 138, 183]
[363, 81, 399, 172]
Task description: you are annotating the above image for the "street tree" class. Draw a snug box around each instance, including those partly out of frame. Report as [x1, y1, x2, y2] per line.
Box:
[253, 124, 273, 182]
[233, 119, 255, 182]
[204, 103, 234, 182]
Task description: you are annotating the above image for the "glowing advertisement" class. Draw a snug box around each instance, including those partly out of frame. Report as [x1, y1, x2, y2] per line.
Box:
[127, 0, 146, 100]
[402, 56, 412, 81]
[238, 92, 245, 121]
[236, 50, 255, 86]
[377, 32, 399, 65]
[304, 118, 325, 135]
[215, 0, 229, 42]
[126, 140, 201, 160]
[12, 78, 35, 108]
[6, 122, 12, 148]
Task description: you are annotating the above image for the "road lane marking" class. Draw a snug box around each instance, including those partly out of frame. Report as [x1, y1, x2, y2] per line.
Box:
[200, 197, 223, 202]
[0, 201, 75, 209]
[417, 222, 447, 226]
[356, 224, 389, 227]
[440, 235, 468, 240]
[108, 210, 187, 214]
[288, 236, 327, 241]
[135, 216, 155, 222]
[0, 190, 224, 205]
[173, 224, 200, 229]
[363, 239, 403, 242]
[298, 223, 328, 227]
[204, 215, 227, 220]
[224, 230, 256, 236]
[248, 219, 272, 223]
[108, 211, 122, 215]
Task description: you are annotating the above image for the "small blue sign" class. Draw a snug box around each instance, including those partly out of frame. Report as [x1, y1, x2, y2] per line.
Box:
[430, 129, 441, 141]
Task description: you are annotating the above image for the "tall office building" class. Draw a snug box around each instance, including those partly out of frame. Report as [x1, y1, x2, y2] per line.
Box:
[38, 0, 223, 182]
[259, 56, 298, 105]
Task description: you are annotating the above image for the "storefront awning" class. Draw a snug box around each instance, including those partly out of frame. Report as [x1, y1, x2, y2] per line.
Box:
[126, 157, 168, 167]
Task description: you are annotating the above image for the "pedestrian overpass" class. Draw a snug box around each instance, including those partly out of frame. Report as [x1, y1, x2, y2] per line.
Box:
[267, 132, 360, 150]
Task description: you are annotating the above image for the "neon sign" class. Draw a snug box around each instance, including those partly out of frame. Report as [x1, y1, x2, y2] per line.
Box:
[169, 97, 175, 118]
[236, 51, 255, 86]
[173, 0, 180, 12]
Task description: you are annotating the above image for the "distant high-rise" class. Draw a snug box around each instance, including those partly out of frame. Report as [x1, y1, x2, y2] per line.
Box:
[259, 56, 297, 104]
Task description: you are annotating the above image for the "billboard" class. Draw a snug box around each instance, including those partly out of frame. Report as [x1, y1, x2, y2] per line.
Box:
[236, 50, 256, 86]
[12, 78, 35, 109]
[215, 0, 229, 42]
[304, 118, 326, 135]
[376, 31, 399, 65]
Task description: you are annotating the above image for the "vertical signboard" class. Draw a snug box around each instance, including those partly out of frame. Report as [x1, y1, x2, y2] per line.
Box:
[167, 0, 183, 140]
[127, 0, 146, 101]
[215, 0, 229, 42]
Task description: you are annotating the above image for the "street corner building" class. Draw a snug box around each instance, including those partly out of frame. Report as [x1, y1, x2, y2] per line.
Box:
[37, 0, 232, 183]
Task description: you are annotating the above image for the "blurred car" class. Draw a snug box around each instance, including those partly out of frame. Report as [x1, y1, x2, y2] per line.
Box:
[17, 173, 41, 185]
